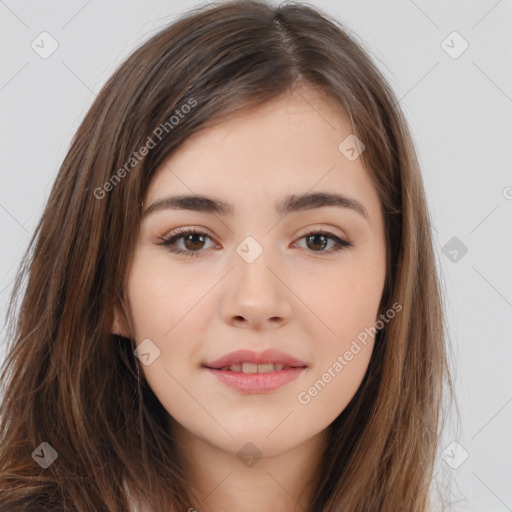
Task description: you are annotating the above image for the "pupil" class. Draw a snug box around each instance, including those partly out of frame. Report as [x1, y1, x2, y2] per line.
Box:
[185, 234, 204, 250]
[308, 234, 326, 251]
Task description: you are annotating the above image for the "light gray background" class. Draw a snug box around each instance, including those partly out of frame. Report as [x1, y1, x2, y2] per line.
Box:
[1, 1, 511, 510]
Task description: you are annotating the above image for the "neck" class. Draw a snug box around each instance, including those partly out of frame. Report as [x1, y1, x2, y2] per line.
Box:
[168, 416, 327, 512]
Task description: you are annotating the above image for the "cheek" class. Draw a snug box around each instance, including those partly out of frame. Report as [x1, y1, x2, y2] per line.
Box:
[124, 256, 204, 418]
[297, 256, 384, 344]
[125, 252, 206, 340]
[124, 252, 215, 379]
[293, 271, 380, 424]
[294, 257, 383, 406]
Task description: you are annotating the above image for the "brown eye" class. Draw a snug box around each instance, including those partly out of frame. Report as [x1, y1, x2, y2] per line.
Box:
[294, 230, 353, 254]
[157, 228, 215, 258]
[182, 233, 207, 251]
[305, 233, 329, 251]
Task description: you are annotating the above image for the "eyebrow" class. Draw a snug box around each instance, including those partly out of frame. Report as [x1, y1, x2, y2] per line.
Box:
[143, 191, 369, 220]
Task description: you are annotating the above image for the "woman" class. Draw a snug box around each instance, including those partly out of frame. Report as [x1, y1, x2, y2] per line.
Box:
[0, 1, 455, 510]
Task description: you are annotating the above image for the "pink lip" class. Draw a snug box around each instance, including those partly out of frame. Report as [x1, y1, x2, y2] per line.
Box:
[203, 348, 307, 369]
[205, 366, 306, 393]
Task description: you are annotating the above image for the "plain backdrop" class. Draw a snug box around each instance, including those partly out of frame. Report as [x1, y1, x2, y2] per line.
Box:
[1, 1, 511, 510]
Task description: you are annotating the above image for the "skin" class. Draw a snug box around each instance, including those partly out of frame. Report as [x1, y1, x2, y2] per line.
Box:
[113, 86, 387, 511]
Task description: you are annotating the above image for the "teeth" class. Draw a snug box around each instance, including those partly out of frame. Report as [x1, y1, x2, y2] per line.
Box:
[215, 363, 296, 372]
[257, 363, 275, 374]
[219, 363, 290, 373]
[242, 363, 258, 373]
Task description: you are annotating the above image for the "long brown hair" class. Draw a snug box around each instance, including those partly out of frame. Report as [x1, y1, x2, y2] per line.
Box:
[0, 1, 456, 510]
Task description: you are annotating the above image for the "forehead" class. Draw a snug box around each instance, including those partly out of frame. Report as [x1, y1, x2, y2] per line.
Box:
[145, 89, 380, 220]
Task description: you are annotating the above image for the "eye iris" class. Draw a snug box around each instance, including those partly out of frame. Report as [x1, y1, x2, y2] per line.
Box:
[306, 234, 327, 251]
[184, 233, 205, 251]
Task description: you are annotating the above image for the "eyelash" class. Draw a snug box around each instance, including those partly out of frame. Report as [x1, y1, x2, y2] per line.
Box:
[157, 227, 353, 258]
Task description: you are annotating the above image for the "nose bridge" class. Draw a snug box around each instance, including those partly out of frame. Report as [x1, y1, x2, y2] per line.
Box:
[220, 233, 292, 326]
[234, 233, 280, 295]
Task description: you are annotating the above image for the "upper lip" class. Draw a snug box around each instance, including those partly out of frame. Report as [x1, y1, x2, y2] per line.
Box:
[203, 349, 307, 369]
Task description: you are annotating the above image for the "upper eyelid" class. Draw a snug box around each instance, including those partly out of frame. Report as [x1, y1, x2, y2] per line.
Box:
[162, 225, 347, 237]
[161, 227, 217, 244]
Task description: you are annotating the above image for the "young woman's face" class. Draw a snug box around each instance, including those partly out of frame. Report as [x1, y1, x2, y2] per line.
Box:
[115, 88, 387, 458]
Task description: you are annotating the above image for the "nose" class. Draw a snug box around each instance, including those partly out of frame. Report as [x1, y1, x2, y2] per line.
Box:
[219, 243, 293, 330]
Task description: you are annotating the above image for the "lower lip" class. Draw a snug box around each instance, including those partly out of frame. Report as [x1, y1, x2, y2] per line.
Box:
[204, 367, 306, 393]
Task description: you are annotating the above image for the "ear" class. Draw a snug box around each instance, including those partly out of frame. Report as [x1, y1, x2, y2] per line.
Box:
[111, 301, 131, 338]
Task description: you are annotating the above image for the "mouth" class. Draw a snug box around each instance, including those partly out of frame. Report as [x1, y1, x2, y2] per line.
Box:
[202, 349, 308, 393]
